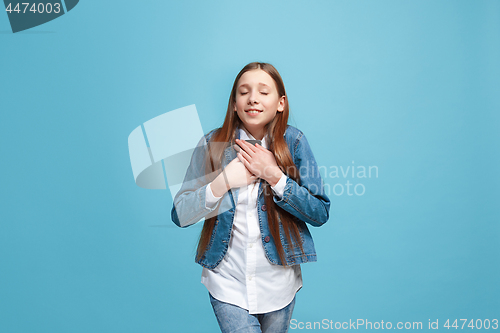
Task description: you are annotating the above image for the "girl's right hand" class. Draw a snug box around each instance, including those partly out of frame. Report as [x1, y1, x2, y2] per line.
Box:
[211, 158, 257, 197]
[224, 157, 258, 188]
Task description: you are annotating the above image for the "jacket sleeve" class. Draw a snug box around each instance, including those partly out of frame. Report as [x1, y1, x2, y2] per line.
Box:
[171, 135, 221, 228]
[273, 132, 330, 227]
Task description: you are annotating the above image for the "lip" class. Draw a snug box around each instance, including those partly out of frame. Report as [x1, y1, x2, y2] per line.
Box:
[245, 109, 263, 116]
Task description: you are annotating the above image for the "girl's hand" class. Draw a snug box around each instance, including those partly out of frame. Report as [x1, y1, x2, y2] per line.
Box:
[211, 157, 257, 197]
[235, 139, 284, 187]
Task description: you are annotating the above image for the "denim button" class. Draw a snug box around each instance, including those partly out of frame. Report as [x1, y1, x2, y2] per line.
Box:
[261, 204, 267, 211]
[264, 236, 270, 243]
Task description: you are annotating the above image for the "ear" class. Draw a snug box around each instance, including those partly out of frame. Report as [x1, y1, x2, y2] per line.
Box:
[233, 102, 237, 112]
[277, 95, 286, 112]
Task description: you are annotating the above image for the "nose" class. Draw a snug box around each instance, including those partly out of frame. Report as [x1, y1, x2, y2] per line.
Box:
[248, 91, 259, 105]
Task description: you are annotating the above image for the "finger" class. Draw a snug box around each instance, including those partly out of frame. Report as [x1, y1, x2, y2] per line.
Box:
[240, 157, 252, 171]
[238, 148, 252, 161]
[256, 144, 274, 159]
[237, 154, 250, 168]
[236, 139, 257, 155]
[233, 144, 241, 152]
[255, 143, 270, 153]
[253, 144, 268, 156]
[237, 152, 249, 165]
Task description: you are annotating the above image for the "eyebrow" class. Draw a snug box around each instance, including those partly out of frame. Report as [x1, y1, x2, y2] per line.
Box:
[238, 83, 271, 88]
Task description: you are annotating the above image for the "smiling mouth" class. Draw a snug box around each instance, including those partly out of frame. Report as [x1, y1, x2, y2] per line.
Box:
[245, 109, 262, 114]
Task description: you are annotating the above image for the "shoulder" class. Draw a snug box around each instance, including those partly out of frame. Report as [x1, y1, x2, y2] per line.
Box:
[204, 128, 220, 143]
[284, 125, 303, 138]
[284, 125, 306, 152]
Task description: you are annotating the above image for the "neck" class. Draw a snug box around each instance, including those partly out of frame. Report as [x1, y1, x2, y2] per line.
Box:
[242, 125, 265, 140]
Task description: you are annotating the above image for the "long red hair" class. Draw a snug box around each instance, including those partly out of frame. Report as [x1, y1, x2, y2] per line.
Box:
[196, 62, 304, 265]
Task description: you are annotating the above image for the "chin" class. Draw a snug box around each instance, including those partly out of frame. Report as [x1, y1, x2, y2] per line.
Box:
[243, 120, 264, 127]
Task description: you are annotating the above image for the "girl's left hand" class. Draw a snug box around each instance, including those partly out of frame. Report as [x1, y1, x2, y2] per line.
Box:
[235, 139, 284, 187]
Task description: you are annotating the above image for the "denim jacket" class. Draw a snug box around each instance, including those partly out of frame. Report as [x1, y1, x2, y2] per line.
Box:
[171, 125, 330, 268]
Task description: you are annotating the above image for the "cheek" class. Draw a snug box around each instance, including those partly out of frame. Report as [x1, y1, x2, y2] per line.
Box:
[235, 98, 245, 110]
[234, 99, 241, 111]
[265, 98, 280, 110]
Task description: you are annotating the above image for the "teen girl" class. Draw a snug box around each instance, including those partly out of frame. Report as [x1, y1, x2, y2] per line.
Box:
[172, 62, 330, 333]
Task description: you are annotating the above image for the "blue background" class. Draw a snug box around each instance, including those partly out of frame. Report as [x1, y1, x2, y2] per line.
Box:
[1, 0, 499, 332]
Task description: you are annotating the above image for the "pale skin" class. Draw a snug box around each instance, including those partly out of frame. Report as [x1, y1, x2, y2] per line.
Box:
[211, 69, 286, 197]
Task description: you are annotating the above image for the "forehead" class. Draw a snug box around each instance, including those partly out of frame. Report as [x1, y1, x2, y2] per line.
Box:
[237, 69, 277, 89]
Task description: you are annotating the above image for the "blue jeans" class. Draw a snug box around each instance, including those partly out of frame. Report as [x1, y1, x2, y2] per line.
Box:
[209, 293, 296, 333]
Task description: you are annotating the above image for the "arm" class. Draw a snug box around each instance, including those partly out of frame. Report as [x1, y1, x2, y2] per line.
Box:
[273, 132, 330, 227]
[171, 135, 220, 228]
